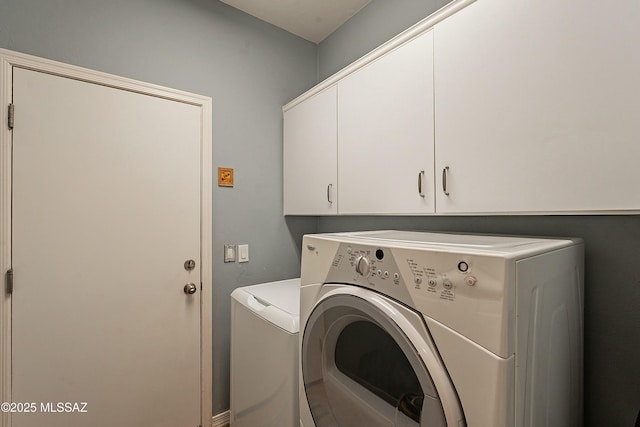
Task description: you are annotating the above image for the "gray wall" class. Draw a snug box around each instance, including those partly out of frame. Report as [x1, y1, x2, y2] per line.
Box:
[0, 0, 318, 415]
[316, 1, 640, 426]
[318, 0, 452, 80]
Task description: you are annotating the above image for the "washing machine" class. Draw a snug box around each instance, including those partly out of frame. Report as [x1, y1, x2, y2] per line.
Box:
[230, 278, 300, 427]
[299, 231, 583, 427]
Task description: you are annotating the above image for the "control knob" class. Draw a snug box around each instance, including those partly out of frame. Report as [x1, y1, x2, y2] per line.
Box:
[355, 255, 371, 277]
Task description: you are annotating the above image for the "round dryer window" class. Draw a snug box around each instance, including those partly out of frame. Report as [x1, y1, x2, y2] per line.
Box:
[301, 286, 465, 427]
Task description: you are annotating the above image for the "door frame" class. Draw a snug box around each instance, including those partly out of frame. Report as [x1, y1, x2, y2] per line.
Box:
[0, 48, 213, 427]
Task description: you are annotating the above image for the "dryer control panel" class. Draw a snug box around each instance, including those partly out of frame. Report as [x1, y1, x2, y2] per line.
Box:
[325, 243, 415, 306]
[324, 242, 506, 303]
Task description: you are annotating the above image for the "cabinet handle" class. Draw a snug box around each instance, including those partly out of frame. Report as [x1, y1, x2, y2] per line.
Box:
[418, 171, 425, 198]
[327, 184, 333, 204]
[442, 166, 450, 196]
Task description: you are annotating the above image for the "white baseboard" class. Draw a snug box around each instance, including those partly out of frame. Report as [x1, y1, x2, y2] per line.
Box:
[212, 410, 230, 427]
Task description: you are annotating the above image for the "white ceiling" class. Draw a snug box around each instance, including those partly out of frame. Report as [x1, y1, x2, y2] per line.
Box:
[220, 0, 372, 44]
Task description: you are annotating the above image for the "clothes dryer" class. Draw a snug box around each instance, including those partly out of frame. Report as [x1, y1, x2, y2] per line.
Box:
[299, 231, 583, 427]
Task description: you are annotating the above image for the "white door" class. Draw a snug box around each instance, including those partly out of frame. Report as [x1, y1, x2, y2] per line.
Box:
[337, 30, 435, 215]
[283, 85, 338, 215]
[11, 68, 202, 427]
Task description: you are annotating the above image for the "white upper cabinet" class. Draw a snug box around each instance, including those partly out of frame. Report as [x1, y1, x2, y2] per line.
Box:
[434, 0, 640, 213]
[337, 30, 435, 214]
[284, 0, 640, 215]
[283, 85, 337, 215]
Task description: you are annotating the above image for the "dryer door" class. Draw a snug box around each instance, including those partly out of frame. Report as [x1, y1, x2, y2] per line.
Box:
[302, 285, 465, 427]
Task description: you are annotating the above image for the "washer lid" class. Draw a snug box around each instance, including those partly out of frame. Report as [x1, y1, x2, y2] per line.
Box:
[240, 278, 301, 316]
[231, 278, 300, 333]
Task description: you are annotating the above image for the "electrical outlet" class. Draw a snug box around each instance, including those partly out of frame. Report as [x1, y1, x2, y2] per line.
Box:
[224, 244, 236, 263]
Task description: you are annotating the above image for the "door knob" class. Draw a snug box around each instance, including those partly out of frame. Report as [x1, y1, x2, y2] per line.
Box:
[184, 283, 197, 295]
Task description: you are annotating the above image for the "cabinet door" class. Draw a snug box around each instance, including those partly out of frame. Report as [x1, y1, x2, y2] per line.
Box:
[435, 0, 640, 213]
[338, 31, 435, 214]
[283, 86, 337, 215]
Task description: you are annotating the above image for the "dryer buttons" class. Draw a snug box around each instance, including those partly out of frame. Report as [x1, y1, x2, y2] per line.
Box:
[443, 279, 453, 290]
[465, 276, 478, 286]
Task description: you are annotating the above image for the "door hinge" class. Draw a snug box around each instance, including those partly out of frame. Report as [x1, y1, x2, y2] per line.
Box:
[5, 269, 13, 295]
[8, 104, 14, 130]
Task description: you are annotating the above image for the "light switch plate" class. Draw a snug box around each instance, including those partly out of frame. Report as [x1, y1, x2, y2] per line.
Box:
[238, 244, 249, 263]
[224, 244, 236, 263]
